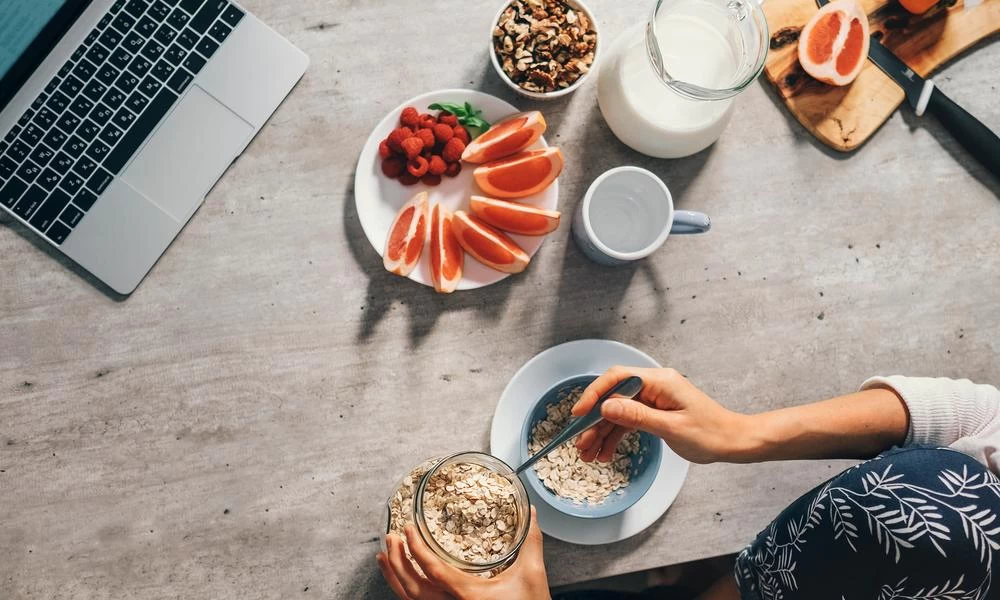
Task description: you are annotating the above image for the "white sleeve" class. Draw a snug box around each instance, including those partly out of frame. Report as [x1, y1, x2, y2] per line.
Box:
[860, 376, 1000, 472]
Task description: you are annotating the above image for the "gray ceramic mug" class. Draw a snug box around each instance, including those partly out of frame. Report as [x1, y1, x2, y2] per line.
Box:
[572, 166, 710, 267]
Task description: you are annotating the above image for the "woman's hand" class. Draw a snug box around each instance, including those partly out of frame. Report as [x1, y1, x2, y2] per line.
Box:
[376, 506, 551, 600]
[572, 366, 750, 464]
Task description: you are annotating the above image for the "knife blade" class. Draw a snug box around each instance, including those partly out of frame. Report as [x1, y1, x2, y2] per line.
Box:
[812, 0, 1000, 177]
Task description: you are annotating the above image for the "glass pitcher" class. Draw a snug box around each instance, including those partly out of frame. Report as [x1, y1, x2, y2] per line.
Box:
[597, 0, 769, 158]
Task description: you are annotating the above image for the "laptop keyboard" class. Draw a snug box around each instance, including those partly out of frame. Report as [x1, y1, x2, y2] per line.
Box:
[0, 0, 245, 245]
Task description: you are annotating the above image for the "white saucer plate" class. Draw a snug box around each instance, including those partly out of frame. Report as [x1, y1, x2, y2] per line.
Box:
[490, 339, 690, 545]
[354, 88, 558, 290]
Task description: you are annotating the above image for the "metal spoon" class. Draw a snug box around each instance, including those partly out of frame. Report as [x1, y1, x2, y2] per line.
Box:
[515, 376, 644, 476]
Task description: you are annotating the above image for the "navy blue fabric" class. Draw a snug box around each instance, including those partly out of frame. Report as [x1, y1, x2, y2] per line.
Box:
[736, 447, 1000, 600]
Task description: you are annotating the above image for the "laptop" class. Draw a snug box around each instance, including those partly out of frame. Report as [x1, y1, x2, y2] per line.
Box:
[0, 0, 308, 294]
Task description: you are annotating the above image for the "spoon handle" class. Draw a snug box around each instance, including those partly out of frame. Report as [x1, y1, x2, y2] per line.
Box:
[516, 375, 644, 476]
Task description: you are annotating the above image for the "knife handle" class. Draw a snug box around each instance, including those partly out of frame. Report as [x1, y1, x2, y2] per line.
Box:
[925, 86, 1000, 178]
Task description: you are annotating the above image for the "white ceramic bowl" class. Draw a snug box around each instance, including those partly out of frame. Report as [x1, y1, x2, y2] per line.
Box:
[488, 0, 601, 101]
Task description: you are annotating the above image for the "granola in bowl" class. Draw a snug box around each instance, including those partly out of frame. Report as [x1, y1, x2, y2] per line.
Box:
[491, 0, 599, 98]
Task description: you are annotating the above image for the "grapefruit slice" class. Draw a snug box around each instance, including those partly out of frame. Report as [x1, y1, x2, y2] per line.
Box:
[469, 196, 561, 236]
[452, 211, 530, 274]
[462, 111, 547, 164]
[472, 147, 564, 199]
[383, 191, 429, 276]
[429, 203, 464, 293]
[798, 0, 870, 86]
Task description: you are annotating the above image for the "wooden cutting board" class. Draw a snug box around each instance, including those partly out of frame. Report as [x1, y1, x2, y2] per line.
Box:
[762, 0, 1000, 151]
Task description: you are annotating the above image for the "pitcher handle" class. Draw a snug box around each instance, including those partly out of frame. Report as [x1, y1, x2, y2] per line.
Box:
[670, 211, 711, 235]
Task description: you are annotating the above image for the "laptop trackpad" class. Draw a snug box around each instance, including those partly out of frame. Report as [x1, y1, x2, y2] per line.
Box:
[123, 85, 253, 221]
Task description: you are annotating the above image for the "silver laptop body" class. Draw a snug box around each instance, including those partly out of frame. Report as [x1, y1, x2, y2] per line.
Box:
[0, 0, 308, 294]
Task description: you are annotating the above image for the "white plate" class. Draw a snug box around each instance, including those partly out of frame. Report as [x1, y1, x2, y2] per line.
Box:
[354, 89, 559, 290]
[490, 339, 690, 545]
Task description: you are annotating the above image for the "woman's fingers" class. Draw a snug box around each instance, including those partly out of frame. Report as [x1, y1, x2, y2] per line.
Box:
[377, 550, 414, 600]
[571, 366, 638, 417]
[386, 534, 431, 600]
[517, 506, 545, 565]
[404, 524, 463, 594]
[575, 426, 599, 452]
[596, 425, 631, 463]
[578, 421, 615, 462]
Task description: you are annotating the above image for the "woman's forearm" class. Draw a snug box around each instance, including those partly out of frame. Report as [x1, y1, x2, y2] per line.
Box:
[729, 388, 910, 462]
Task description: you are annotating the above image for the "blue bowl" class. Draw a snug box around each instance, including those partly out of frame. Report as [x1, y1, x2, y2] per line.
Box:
[519, 374, 662, 519]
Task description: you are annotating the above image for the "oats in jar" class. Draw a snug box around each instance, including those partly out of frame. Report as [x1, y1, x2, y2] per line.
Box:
[529, 386, 640, 504]
[493, 0, 598, 93]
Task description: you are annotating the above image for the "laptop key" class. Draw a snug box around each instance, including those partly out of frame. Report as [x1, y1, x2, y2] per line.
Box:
[126, 91, 150, 112]
[167, 9, 191, 29]
[73, 156, 98, 178]
[128, 56, 153, 77]
[60, 75, 85, 97]
[97, 13, 113, 31]
[73, 59, 98, 82]
[74, 189, 99, 211]
[96, 64, 121, 87]
[149, 1, 172, 20]
[220, 4, 244, 27]
[85, 44, 110, 66]
[99, 28, 123, 50]
[30, 189, 72, 232]
[46, 221, 72, 245]
[43, 128, 68, 151]
[154, 24, 178, 45]
[152, 60, 176, 82]
[208, 21, 232, 43]
[164, 44, 187, 66]
[51, 152, 75, 174]
[61, 172, 85, 195]
[180, 0, 205, 14]
[86, 140, 112, 162]
[12, 185, 46, 220]
[139, 75, 162, 97]
[90, 104, 115, 126]
[122, 31, 145, 53]
[44, 77, 62, 95]
[61, 204, 85, 228]
[85, 168, 114, 195]
[47, 91, 72, 113]
[83, 80, 108, 103]
[113, 107, 137, 129]
[69, 96, 95, 119]
[191, 1, 226, 33]
[103, 88, 127, 110]
[176, 28, 198, 50]
[105, 89, 178, 174]
[141, 40, 165, 61]
[125, 0, 150, 19]
[0, 178, 28, 208]
[8, 140, 31, 161]
[17, 110, 35, 128]
[182, 52, 205, 74]
[20, 124, 44, 145]
[136, 15, 159, 37]
[196, 37, 219, 59]
[77, 120, 101, 140]
[99, 124, 125, 146]
[111, 0, 127, 12]
[113, 13, 137, 34]
[117, 71, 141, 93]
[109, 48, 132, 71]
[58, 61, 73, 79]
[64, 136, 89, 158]
[16, 161, 42, 184]
[0, 157, 17, 179]
[84, 30, 100, 47]
[167, 69, 193, 94]
[29, 145, 55, 167]
[37, 168, 62, 191]
[33, 108, 58, 130]
[31, 94, 48, 112]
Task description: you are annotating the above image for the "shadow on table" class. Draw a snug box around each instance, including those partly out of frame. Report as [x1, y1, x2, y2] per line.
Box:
[342, 174, 517, 348]
[756, 79, 856, 161]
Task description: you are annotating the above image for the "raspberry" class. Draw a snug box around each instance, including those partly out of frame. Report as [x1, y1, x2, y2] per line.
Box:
[441, 138, 465, 163]
[415, 128, 435, 149]
[407, 156, 429, 177]
[421, 174, 442, 186]
[419, 114, 437, 129]
[452, 126, 470, 144]
[381, 157, 404, 178]
[428, 155, 447, 176]
[387, 127, 413, 152]
[399, 106, 420, 128]
[438, 112, 459, 126]
[433, 123, 454, 144]
[398, 172, 419, 186]
[400, 136, 424, 159]
[445, 162, 462, 177]
[378, 140, 392, 159]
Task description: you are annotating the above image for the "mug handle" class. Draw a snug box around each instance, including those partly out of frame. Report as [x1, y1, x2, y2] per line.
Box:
[671, 211, 711, 235]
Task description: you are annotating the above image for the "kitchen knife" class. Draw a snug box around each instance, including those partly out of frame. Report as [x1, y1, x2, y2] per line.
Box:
[815, 0, 1000, 177]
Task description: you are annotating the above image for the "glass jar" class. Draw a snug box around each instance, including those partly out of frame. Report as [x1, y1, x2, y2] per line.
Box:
[597, 0, 769, 158]
[382, 452, 532, 576]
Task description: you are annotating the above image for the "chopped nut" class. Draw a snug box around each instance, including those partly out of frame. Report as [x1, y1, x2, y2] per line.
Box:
[492, 0, 598, 94]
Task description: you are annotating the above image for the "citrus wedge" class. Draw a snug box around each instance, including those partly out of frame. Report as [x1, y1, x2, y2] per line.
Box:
[469, 196, 561, 236]
[430, 203, 464, 293]
[798, 0, 870, 86]
[462, 111, 547, 164]
[383, 191, 429, 276]
[473, 147, 563, 199]
[452, 210, 530, 274]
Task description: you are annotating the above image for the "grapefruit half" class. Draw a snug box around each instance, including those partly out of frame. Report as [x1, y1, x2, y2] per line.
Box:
[462, 111, 547, 164]
[452, 211, 530, 274]
[469, 196, 561, 236]
[429, 203, 464, 293]
[383, 191, 429, 276]
[473, 147, 564, 199]
[798, 0, 870, 87]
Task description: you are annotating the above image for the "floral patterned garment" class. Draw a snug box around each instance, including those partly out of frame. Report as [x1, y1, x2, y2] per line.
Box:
[735, 447, 1000, 600]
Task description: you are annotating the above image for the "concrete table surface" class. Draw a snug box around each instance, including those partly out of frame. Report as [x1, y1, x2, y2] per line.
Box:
[2, 1, 998, 598]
